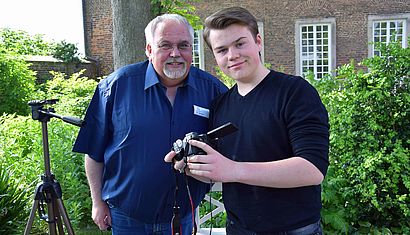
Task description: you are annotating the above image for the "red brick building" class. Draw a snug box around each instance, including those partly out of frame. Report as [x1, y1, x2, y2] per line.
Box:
[82, 0, 410, 78]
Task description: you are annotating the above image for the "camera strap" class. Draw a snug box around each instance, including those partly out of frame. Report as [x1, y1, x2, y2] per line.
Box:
[172, 168, 182, 235]
[172, 166, 197, 235]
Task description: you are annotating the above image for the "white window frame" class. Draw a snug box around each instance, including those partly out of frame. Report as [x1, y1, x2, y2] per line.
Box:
[368, 14, 410, 57]
[192, 30, 205, 69]
[295, 18, 336, 79]
[257, 21, 265, 64]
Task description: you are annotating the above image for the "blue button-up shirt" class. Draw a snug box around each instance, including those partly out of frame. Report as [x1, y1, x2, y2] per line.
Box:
[73, 61, 227, 223]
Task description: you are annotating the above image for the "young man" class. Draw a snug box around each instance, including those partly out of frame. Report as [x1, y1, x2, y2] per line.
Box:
[166, 7, 329, 234]
[73, 14, 227, 234]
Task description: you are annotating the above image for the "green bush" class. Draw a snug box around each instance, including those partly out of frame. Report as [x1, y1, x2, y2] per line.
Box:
[0, 28, 53, 56]
[52, 40, 81, 63]
[0, 162, 31, 234]
[0, 72, 97, 233]
[1, 28, 82, 63]
[36, 70, 98, 118]
[0, 45, 37, 115]
[310, 41, 410, 233]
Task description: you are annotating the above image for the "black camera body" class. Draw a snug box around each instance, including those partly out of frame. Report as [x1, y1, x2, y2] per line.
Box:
[172, 122, 238, 161]
[172, 132, 208, 161]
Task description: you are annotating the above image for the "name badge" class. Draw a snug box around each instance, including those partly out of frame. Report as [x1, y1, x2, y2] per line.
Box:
[193, 105, 209, 118]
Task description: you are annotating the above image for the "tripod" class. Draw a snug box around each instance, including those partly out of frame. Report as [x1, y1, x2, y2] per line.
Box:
[24, 99, 85, 235]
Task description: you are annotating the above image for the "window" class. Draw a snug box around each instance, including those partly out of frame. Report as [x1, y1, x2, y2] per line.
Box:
[192, 30, 204, 69]
[295, 18, 335, 79]
[295, 18, 336, 79]
[368, 14, 409, 57]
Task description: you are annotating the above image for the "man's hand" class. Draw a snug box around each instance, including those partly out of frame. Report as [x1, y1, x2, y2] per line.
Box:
[185, 139, 238, 183]
[91, 200, 111, 231]
[164, 150, 187, 172]
[165, 148, 213, 183]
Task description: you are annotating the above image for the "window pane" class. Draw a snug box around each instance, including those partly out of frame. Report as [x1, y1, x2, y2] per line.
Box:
[390, 22, 396, 28]
[374, 22, 380, 29]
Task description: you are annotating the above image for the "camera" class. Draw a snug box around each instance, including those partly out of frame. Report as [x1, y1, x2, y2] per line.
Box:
[172, 122, 238, 161]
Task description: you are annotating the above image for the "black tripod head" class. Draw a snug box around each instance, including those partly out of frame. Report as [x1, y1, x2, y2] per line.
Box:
[28, 99, 85, 127]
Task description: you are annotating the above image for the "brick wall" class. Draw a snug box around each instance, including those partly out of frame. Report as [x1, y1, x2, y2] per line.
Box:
[83, 0, 113, 76]
[83, 0, 410, 76]
[26, 56, 98, 84]
[190, 0, 410, 75]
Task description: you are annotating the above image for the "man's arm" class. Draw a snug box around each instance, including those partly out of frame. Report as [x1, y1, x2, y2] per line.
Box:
[228, 157, 323, 188]
[186, 140, 324, 188]
[85, 154, 111, 230]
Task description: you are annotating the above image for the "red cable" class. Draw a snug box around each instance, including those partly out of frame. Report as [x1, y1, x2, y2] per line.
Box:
[185, 174, 197, 234]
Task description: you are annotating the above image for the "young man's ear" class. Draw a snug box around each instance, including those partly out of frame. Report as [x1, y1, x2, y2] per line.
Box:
[256, 33, 263, 51]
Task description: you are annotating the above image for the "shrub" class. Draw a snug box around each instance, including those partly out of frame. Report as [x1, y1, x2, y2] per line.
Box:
[0, 162, 31, 234]
[52, 40, 81, 63]
[0, 28, 82, 63]
[0, 28, 52, 56]
[0, 45, 37, 115]
[310, 41, 410, 233]
[36, 70, 98, 118]
[0, 113, 92, 232]
[0, 72, 98, 233]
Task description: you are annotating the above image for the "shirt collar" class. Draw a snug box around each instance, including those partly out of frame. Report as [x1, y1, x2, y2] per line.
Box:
[144, 62, 160, 90]
[144, 62, 198, 91]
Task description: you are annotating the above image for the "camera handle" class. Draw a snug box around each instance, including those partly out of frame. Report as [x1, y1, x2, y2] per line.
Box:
[24, 100, 83, 235]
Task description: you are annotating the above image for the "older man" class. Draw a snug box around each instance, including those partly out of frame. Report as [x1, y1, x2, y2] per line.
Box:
[73, 14, 227, 235]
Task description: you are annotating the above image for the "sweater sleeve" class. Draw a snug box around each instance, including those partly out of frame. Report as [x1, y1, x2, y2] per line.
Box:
[285, 78, 330, 176]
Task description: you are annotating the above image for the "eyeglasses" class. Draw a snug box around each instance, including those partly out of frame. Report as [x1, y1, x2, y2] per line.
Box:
[156, 42, 192, 52]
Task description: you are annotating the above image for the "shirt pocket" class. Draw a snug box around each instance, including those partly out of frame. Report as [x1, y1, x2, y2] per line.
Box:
[112, 106, 130, 136]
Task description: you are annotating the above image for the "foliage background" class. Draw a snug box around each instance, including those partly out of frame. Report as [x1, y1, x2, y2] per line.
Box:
[0, 45, 37, 116]
[310, 41, 410, 234]
[0, 71, 97, 234]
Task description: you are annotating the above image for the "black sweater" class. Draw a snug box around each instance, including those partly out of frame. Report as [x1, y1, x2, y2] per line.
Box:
[210, 70, 329, 232]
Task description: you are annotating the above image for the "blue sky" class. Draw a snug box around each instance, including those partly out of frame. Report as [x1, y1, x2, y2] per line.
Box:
[0, 0, 85, 55]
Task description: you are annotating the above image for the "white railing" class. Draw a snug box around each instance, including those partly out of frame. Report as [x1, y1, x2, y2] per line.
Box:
[196, 182, 226, 235]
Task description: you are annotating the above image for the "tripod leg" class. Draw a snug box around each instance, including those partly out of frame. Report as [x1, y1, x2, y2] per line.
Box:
[56, 198, 75, 235]
[24, 199, 39, 235]
[46, 192, 58, 235]
[53, 199, 65, 235]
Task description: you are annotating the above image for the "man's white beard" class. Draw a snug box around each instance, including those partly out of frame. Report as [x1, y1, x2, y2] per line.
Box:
[164, 62, 187, 80]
